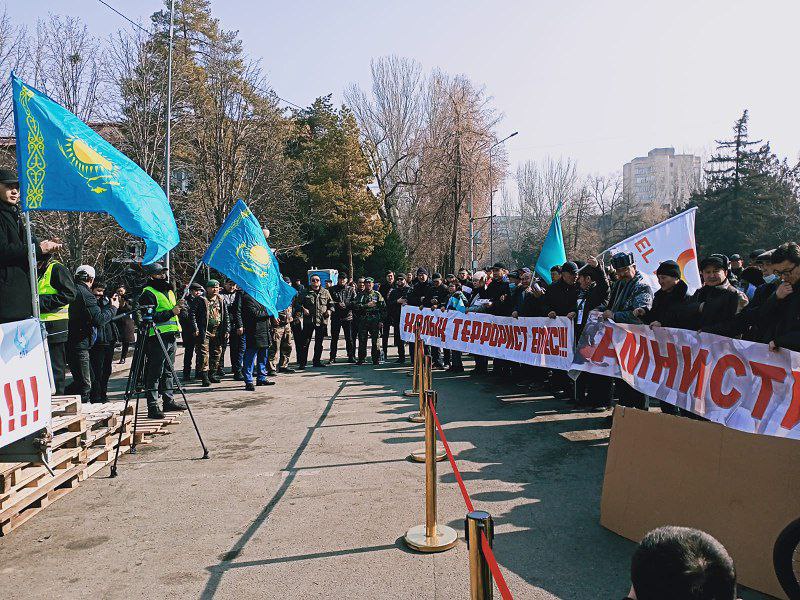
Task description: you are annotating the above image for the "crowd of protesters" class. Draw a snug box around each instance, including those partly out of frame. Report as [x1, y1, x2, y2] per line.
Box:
[5, 163, 800, 423]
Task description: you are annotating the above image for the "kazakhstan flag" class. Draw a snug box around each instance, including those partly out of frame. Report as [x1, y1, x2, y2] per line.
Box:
[534, 204, 567, 284]
[11, 73, 179, 264]
[202, 200, 296, 317]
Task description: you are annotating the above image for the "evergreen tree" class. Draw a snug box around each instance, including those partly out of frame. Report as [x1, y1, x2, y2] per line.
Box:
[688, 110, 800, 255]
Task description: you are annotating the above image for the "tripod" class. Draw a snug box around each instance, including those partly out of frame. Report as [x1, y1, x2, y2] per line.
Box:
[110, 316, 209, 477]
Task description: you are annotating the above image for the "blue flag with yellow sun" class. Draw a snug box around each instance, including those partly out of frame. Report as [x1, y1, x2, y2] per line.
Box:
[202, 200, 296, 317]
[11, 73, 179, 264]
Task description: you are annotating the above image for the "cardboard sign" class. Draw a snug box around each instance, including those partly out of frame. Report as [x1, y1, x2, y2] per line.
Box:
[602, 407, 798, 599]
[0, 319, 52, 449]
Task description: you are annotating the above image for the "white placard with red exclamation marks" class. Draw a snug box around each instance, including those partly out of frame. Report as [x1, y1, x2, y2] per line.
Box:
[0, 318, 52, 449]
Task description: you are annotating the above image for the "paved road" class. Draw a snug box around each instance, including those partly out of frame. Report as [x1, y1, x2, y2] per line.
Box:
[0, 347, 771, 599]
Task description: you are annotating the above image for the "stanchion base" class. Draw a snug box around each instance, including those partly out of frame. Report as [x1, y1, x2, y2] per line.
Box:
[409, 448, 446, 462]
[408, 412, 426, 423]
[403, 389, 417, 397]
[404, 524, 458, 553]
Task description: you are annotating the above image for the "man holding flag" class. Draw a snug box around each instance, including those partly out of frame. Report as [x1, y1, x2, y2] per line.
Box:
[200, 200, 296, 386]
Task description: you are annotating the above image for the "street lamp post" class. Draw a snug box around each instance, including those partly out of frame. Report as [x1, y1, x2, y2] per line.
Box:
[488, 131, 518, 265]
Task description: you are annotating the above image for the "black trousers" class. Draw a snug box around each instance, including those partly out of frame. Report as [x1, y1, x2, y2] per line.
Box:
[381, 319, 404, 360]
[300, 323, 327, 366]
[66, 347, 91, 402]
[291, 321, 304, 362]
[575, 372, 610, 408]
[89, 344, 114, 403]
[183, 334, 197, 374]
[120, 341, 132, 361]
[229, 330, 245, 375]
[330, 318, 355, 360]
[48, 340, 67, 395]
[617, 380, 648, 410]
[143, 334, 177, 408]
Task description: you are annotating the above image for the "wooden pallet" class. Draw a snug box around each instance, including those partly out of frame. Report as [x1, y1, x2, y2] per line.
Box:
[51, 395, 81, 417]
[0, 462, 83, 535]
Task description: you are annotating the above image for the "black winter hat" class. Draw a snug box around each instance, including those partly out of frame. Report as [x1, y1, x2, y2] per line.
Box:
[561, 261, 579, 274]
[0, 169, 18, 184]
[416, 267, 429, 276]
[655, 260, 681, 280]
[611, 252, 635, 269]
[699, 254, 730, 272]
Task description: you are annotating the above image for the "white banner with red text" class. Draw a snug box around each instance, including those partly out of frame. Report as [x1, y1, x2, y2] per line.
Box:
[0, 318, 52, 450]
[571, 312, 800, 439]
[400, 306, 574, 371]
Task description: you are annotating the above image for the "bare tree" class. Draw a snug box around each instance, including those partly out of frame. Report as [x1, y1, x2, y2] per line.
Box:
[0, 7, 28, 165]
[345, 56, 424, 226]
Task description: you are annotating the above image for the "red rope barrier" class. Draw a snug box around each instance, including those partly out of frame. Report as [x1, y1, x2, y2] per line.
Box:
[428, 397, 514, 600]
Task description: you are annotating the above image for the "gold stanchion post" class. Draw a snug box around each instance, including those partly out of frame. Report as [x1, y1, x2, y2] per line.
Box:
[403, 330, 422, 396]
[408, 355, 429, 423]
[404, 390, 458, 553]
[409, 355, 446, 462]
[465, 510, 495, 599]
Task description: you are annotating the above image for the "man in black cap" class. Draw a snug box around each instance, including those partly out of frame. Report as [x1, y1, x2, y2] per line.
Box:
[180, 282, 205, 381]
[329, 272, 356, 363]
[139, 263, 186, 418]
[384, 273, 409, 363]
[543, 261, 581, 398]
[682, 254, 747, 336]
[729, 254, 743, 280]
[0, 168, 62, 324]
[427, 272, 450, 368]
[597, 252, 653, 412]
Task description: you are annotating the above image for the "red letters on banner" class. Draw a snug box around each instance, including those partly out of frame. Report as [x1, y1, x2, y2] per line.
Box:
[709, 354, 746, 408]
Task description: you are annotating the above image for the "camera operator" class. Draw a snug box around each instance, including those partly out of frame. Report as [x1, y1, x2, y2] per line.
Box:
[139, 263, 186, 419]
[65, 265, 118, 403]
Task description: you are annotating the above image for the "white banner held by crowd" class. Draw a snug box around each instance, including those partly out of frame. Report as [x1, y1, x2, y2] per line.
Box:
[0, 319, 52, 450]
[400, 306, 574, 371]
[571, 312, 800, 439]
[607, 207, 701, 293]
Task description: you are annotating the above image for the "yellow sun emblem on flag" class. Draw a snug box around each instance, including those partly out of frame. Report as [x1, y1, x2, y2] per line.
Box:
[58, 137, 120, 194]
[236, 242, 272, 277]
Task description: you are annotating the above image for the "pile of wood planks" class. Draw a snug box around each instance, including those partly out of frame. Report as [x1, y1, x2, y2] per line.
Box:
[0, 395, 182, 536]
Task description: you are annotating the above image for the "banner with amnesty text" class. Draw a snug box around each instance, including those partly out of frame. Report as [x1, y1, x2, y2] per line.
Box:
[400, 306, 574, 371]
[571, 312, 800, 439]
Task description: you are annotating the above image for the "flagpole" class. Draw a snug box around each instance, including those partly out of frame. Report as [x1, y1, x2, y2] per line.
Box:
[182, 260, 203, 298]
[163, 0, 175, 280]
[23, 212, 55, 393]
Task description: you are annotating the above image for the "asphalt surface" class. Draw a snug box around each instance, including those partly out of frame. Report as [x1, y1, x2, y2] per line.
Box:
[0, 345, 772, 599]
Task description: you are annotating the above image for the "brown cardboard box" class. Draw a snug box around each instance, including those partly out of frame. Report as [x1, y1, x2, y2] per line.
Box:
[601, 406, 800, 599]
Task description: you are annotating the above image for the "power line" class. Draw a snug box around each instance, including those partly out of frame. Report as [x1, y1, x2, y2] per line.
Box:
[94, 0, 149, 34]
[94, 0, 306, 111]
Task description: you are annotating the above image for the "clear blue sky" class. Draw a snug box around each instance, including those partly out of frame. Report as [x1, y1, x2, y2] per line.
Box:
[6, 0, 799, 175]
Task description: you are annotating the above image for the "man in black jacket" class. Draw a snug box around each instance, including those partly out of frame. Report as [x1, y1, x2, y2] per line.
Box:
[66, 265, 118, 403]
[241, 292, 275, 390]
[180, 283, 205, 380]
[139, 263, 186, 418]
[570, 258, 610, 408]
[89, 280, 117, 403]
[329, 273, 356, 363]
[384, 273, 409, 363]
[427, 273, 451, 368]
[545, 261, 580, 318]
[761, 242, 800, 352]
[0, 169, 61, 324]
[403, 267, 435, 365]
[37, 253, 77, 394]
[634, 260, 689, 415]
[682, 254, 748, 336]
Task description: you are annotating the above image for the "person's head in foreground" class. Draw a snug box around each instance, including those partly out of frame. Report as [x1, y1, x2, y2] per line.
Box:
[627, 526, 736, 600]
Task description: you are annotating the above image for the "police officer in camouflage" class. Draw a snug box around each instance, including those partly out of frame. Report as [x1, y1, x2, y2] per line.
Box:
[355, 277, 385, 365]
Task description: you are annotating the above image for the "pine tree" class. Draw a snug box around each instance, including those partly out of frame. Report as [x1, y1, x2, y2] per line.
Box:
[689, 110, 800, 255]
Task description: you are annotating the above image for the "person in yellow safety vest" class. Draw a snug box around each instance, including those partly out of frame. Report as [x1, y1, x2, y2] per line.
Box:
[37, 254, 77, 395]
[138, 262, 187, 419]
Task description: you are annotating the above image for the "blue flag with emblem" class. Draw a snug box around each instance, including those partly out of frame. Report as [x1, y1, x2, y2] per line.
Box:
[534, 204, 567, 284]
[10, 73, 179, 264]
[202, 200, 296, 317]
